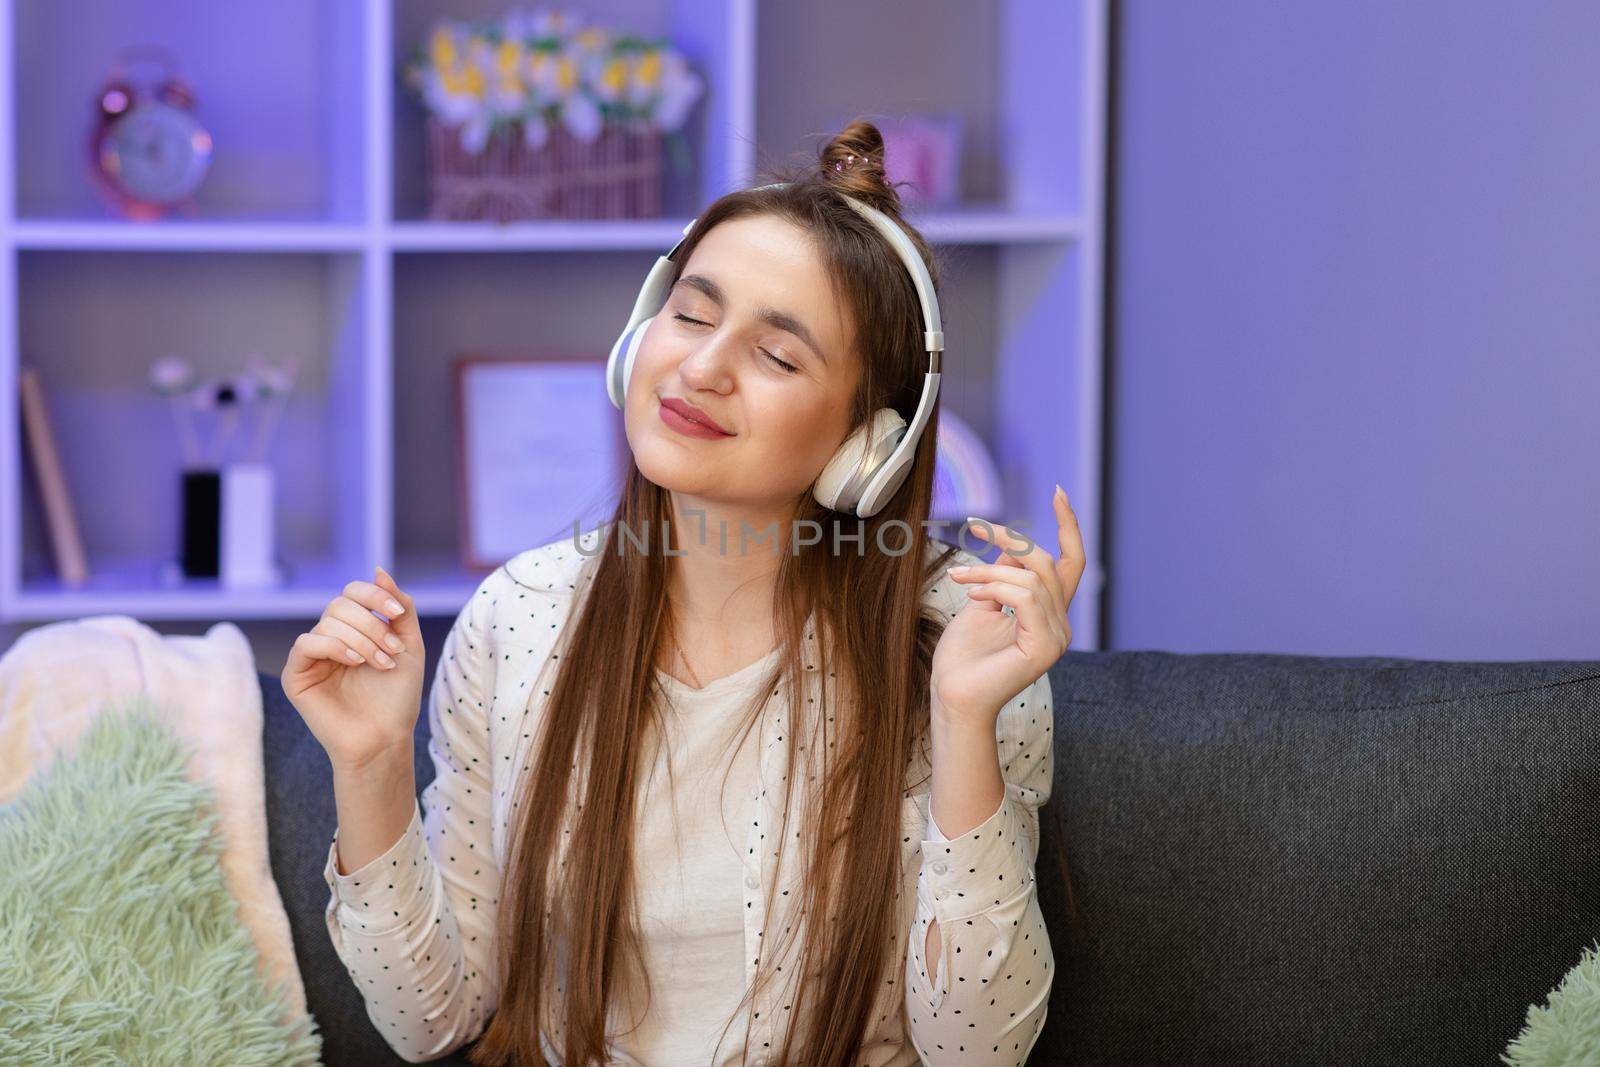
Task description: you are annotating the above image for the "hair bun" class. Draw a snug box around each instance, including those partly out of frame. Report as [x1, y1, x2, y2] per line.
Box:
[819, 119, 904, 216]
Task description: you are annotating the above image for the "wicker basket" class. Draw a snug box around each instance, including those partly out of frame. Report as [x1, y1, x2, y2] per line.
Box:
[424, 114, 663, 222]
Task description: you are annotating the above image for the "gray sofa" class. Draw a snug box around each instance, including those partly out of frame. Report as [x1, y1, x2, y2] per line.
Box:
[262, 651, 1600, 1065]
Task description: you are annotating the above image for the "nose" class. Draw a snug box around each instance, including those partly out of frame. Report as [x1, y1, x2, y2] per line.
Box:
[677, 330, 737, 393]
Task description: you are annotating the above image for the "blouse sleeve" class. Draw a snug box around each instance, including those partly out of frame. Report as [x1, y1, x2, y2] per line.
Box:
[320, 575, 504, 1063]
[903, 670, 1056, 1065]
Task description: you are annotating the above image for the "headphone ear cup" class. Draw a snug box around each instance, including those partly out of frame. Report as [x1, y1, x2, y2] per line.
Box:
[813, 407, 908, 515]
[606, 314, 655, 409]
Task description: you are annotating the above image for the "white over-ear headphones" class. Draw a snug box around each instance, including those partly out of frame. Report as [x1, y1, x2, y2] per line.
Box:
[606, 182, 944, 518]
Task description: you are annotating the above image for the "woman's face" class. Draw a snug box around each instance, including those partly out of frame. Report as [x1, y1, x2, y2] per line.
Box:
[625, 214, 862, 509]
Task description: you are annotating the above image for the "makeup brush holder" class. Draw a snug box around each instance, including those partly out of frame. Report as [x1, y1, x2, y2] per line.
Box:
[180, 467, 221, 578]
[179, 462, 282, 587]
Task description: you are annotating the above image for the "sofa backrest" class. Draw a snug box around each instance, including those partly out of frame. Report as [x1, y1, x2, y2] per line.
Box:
[1032, 650, 1599, 1065]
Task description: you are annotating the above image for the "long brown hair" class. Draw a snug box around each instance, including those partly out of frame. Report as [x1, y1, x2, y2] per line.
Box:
[469, 119, 1063, 1067]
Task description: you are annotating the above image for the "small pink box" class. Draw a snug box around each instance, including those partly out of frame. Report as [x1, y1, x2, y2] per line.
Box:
[877, 115, 964, 208]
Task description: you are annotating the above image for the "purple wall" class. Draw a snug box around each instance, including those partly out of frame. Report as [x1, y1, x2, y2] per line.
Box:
[1108, 2, 1600, 659]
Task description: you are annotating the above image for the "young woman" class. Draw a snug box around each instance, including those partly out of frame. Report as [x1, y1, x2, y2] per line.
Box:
[284, 120, 1085, 1067]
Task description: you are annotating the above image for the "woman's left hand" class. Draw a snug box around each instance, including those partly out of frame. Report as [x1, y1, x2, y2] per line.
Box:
[930, 484, 1085, 731]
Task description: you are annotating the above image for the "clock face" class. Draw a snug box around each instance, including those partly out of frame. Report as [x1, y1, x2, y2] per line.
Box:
[101, 102, 212, 204]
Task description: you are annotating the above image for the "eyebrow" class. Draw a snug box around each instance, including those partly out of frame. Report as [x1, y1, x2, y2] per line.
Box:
[674, 273, 829, 368]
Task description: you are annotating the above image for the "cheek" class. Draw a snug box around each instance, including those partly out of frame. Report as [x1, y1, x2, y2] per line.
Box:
[745, 391, 845, 463]
[632, 318, 671, 380]
[621, 323, 671, 418]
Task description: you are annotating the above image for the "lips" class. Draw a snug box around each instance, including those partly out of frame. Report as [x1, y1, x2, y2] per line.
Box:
[659, 396, 732, 435]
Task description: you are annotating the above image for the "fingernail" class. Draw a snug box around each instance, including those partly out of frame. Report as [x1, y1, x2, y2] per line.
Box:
[948, 565, 969, 576]
[1055, 483, 1065, 500]
[345, 648, 362, 664]
[385, 598, 404, 616]
[375, 650, 395, 668]
[385, 633, 405, 653]
[965, 516, 985, 532]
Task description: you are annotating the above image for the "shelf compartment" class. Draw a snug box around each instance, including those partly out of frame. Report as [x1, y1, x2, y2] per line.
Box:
[11, 0, 366, 223]
[755, 0, 1087, 216]
[389, 0, 742, 222]
[390, 249, 633, 593]
[14, 250, 374, 616]
[386, 242, 1073, 603]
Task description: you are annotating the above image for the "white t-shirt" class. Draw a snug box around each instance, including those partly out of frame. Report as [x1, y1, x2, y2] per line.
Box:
[608, 645, 782, 1063]
[322, 528, 1056, 1065]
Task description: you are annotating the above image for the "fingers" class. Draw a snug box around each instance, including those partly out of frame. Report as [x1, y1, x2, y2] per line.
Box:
[324, 594, 407, 664]
[372, 566, 420, 641]
[1052, 485, 1087, 603]
[346, 572, 408, 624]
[285, 567, 418, 678]
[964, 519, 1068, 619]
[315, 611, 401, 670]
[295, 631, 371, 668]
[966, 486, 1087, 618]
[964, 517, 1027, 568]
[950, 564, 1071, 649]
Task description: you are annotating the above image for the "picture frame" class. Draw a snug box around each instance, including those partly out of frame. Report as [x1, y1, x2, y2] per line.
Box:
[452, 354, 627, 572]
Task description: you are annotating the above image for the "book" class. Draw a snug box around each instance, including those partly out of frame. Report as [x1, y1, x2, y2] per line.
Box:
[19, 363, 89, 587]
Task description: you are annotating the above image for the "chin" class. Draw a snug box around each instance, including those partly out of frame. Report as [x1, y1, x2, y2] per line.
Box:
[631, 440, 708, 491]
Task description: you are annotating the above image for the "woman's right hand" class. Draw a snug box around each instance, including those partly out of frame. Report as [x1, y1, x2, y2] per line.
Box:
[282, 565, 426, 772]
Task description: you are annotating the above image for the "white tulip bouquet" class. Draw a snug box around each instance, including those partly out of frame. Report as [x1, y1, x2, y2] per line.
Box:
[403, 6, 703, 168]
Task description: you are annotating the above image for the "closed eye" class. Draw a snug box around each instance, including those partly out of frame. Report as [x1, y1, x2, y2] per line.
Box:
[672, 313, 800, 375]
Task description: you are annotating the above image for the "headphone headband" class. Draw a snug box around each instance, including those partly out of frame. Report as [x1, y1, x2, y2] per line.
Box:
[672, 183, 945, 362]
[607, 180, 944, 518]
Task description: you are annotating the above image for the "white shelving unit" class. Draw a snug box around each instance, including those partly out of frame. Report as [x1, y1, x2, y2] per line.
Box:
[1, 0, 1107, 649]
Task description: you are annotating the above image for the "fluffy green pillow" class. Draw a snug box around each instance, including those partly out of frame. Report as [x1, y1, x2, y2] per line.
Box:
[0, 694, 321, 1065]
[1503, 940, 1600, 1067]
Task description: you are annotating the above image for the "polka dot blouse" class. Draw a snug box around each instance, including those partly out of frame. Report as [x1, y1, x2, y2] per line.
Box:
[323, 526, 1056, 1065]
